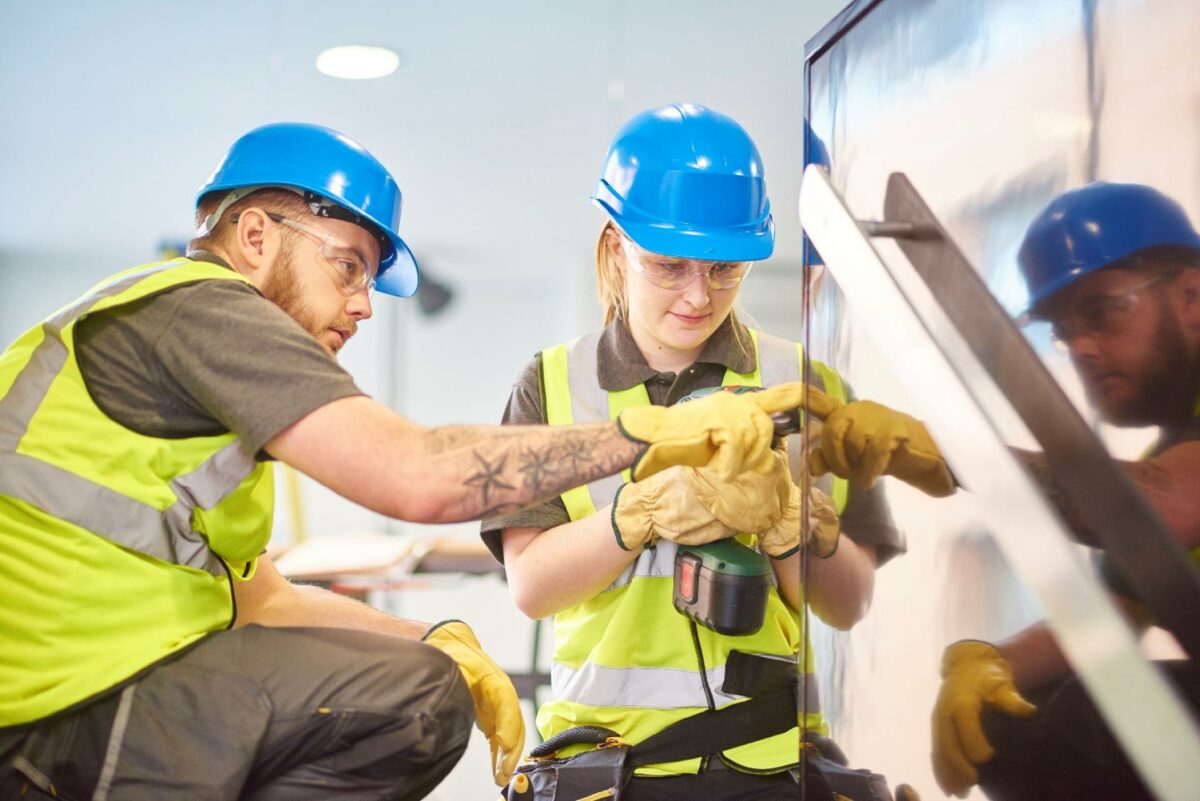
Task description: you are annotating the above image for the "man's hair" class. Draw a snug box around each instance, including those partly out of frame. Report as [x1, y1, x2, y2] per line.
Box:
[1109, 244, 1200, 276]
[189, 188, 312, 255]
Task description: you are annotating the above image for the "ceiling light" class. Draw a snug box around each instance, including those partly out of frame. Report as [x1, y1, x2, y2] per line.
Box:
[316, 46, 399, 80]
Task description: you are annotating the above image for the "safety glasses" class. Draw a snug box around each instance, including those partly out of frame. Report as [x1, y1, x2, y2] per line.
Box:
[621, 238, 752, 291]
[267, 212, 378, 297]
[1042, 274, 1173, 348]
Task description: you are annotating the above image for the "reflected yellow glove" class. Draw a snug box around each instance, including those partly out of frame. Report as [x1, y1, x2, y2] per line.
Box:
[931, 641, 1037, 798]
[618, 382, 811, 482]
[757, 463, 841, 559]
[801, 385, 955, 498]
[423, 620, 525, 786]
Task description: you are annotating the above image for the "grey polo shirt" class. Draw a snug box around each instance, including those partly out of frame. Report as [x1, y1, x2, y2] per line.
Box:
[74, 251, 364, 458]
[480, 316, 903, 565]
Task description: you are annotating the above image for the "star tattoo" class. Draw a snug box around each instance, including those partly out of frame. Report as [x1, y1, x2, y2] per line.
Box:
[465, 451, 515, 506]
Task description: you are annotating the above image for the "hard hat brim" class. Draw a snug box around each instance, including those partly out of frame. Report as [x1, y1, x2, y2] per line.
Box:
[592, 198, 774, 262]
[375, 235, 421, 297]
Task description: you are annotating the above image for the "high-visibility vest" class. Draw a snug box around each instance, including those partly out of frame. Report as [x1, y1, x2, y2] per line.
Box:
[537, 327, 849, 776]
[0, 259, 275, 728]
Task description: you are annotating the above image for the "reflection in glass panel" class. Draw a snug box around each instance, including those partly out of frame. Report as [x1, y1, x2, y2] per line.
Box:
[802, 1, 1200, 798]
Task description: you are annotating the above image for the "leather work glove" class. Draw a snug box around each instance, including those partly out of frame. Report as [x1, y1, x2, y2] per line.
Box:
[931, 641, 1037, 798]
[617, 382, 810, 482]
[800, 385, 956, 498]
[423, 620, 525, 786]
[611, 459, 787, 550]
[757, 463, 841, 559]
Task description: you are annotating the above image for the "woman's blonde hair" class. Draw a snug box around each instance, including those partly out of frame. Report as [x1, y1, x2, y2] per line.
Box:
[592, 221, 753, 359]
[595, 221, 627, 326]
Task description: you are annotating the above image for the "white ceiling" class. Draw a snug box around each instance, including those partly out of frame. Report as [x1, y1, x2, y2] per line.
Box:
[0, 0, 847, 283]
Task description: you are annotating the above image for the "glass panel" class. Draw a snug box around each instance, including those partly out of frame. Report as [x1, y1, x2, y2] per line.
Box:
[800, 1, 1200, 798]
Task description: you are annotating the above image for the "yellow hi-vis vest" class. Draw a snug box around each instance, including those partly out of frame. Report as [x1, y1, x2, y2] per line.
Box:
[0, 258, 275, 728]
[538, 328, 849, 776]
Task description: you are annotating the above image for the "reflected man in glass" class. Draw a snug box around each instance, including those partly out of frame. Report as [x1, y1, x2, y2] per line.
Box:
[930, 182, 1200, 800]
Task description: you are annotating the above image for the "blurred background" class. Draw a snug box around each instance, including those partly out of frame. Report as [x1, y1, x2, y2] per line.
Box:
[3, 1, 1197, 798]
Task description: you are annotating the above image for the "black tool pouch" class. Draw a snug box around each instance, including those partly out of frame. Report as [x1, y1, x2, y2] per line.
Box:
[800, 732, 895, 801]
[503, 654, 799, 801]
[504, 725, 631, 801]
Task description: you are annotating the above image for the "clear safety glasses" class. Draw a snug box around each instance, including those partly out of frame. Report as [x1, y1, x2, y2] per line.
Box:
[1040, 274, 1173, 349]
[621, 238, 753, 291]
[267, 212, 378, 297]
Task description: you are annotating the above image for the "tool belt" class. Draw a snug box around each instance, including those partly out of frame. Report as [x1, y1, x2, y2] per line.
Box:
[503, 652, 798, 801]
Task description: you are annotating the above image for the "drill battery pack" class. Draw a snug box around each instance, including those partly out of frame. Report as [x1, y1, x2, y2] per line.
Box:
[672, 539, 772, 636]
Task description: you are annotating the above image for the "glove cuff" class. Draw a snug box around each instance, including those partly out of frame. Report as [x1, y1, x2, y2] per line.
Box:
[615, 415, 652, 480]
[422, 619, 466, 642]
[611, 483, 650, 551]
[807, 533, 839, 559]
[767, 543, 801, 560]
[941, 639, 1004, 676]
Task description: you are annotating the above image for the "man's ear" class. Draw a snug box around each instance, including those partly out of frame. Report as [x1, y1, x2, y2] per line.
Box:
[1177, 267, 1200, 332]
[234, 207, 272, 272]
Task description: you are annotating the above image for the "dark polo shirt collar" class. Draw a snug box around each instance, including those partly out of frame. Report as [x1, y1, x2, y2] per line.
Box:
[187, 250, 232, 269]
[595, 315, 757, 392]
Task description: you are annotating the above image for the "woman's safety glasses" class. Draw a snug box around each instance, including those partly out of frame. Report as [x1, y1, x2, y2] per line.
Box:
[267, 212, 378, 296]
[621, 238, 752, 291]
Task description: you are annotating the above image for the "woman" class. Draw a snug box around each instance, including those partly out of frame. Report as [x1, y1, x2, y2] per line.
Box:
[481, 104, 901, 800]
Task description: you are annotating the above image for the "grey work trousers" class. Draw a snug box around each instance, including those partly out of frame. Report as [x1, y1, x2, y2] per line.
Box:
[0, 625, 474, 801]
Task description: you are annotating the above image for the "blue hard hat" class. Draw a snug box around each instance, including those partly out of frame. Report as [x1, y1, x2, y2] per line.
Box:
[197, 122, 420, 298]
[1017, 182, 1200, 310]
[802, 121, 831, 267]
[591, 103, 774, 262]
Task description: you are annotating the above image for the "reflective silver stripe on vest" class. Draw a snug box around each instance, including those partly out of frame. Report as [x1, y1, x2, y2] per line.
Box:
[551, 656, 818, 713]
[604, 538, 781, 594]
[564, 330, 625, 507]
[754, 330, 801, 388]
[0, 261, 250, 576]
[0, 264, 173, 453]
[603, 538, 680, 592]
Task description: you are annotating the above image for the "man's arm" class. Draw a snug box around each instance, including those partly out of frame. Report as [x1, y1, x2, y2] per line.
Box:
[233, 553, 430, 638]
[268, 384, 804, 525]
[1012, 441, 1200, 550]
[267, 395, 642, 524]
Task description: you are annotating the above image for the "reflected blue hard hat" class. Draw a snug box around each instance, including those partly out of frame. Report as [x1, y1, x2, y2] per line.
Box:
[196, 122, 420, 297]
[802, 121, 831, 267]
[591, 103, 774, 261]
[1017, 182, 1200, 310]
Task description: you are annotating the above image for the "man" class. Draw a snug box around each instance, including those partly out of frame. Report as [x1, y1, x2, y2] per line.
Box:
[0, 122, 804, 800]
[925, 182, 1200, 800]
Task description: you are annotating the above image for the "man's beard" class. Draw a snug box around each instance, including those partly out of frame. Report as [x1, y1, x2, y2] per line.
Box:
[260, 244, 324, 343]
[1102, 309, 1198, 426]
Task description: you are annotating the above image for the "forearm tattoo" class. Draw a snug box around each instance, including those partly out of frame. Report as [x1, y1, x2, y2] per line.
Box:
[1011, 448, 1099, 545]
[426, 423, 643, 519]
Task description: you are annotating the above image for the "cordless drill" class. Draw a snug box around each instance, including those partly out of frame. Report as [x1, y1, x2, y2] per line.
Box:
[671, 386, 801, 636]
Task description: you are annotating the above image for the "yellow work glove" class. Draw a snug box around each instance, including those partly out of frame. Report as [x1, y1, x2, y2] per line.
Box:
[423, 620, 525, 786]
[611, 459, 787, 550]
[617, 382, 809, 482]
[756, 463, 841, 559]
[931, 641, 1037, 798]
[800, 385, 956, 498]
